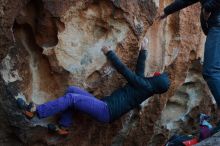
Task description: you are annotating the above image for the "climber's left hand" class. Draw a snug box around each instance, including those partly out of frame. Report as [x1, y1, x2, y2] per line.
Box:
[101, 46, 110, 55]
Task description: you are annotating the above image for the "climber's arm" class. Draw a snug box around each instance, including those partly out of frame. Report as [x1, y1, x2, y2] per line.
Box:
[135, 38, 148, 77]
[102, 47, 149, 88]
[135, 50, 147, 77]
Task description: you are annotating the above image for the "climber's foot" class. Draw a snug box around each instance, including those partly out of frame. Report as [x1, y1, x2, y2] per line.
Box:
[47, 124, 70, 136]
[16, 98, 36, 119]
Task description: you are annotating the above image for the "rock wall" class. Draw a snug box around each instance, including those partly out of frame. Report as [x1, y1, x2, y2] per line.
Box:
[0, 0, 217, 145]
[196, 131, 220, 146]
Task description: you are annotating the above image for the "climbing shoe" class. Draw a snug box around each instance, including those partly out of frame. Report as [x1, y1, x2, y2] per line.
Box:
[16, 98, 36, 119]
[47, 123, 70, 136]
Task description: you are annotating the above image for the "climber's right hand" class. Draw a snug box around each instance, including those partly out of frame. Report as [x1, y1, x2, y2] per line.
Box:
[157, 12, 167, 20]
[101, 46, 110, 55]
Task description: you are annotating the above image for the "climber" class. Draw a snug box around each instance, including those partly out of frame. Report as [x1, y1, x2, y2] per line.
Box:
[17, 38, 170, 135]
[158, 0, 220, 120]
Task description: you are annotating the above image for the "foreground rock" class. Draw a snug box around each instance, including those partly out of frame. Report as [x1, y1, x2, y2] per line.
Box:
[0, 0, 217, 145]
[196, 132, 220, 146]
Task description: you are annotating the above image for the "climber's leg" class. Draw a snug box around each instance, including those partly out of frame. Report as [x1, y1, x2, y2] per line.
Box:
[36, 94, 73, 118]
[57, 86, 93, 127]
[58, 108, 73, 128]
[65, 86, 93, 97]
[202, 27, 220, 117]
[36, 93, 110, 123]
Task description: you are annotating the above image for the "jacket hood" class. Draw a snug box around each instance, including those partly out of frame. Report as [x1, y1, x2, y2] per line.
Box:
[147, 72, 170, 94]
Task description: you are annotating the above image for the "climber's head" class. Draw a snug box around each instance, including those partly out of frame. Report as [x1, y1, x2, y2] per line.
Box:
[147, 72, 170, 94]
[153, 72, 161, 76]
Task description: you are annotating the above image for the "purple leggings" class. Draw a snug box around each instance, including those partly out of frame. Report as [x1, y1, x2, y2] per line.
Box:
[36, 86, 110, 127]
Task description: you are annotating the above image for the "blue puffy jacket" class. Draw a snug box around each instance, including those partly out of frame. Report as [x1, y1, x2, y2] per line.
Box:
[102, 50, 170, 122]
